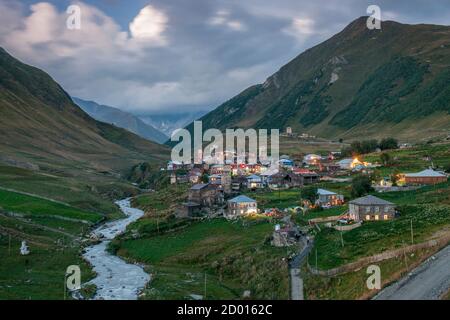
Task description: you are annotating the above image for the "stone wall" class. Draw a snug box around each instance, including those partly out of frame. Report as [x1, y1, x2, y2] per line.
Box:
[308, 234, 450, 277]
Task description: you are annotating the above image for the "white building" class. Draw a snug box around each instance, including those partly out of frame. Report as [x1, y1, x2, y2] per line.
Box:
[226, 195, 258, 219]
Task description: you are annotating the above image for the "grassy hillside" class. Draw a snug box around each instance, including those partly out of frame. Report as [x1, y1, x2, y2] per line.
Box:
[0, 189, 102, 299]
[0, 47, 169, 177]
[182, 17, 450, 142]
[111, 186, 291, 300]
[73, 97, 168, 144]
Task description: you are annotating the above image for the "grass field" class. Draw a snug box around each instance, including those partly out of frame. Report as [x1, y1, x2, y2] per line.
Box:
[0, 189, 102, 223]
[0, 213, 96, 299]
[113, 213, 290, 299]
[0, 187, 104, 299]
[303, 246, 441, 300]
[0, 165, 136, 219]
[363, 142, 450, 177]
[310, 182, 450, 270]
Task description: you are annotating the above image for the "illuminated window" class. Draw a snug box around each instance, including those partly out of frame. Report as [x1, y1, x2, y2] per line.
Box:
[375, 215, 379, 220]
[383, 215, 389, 220]
[365, 215, 371, 220]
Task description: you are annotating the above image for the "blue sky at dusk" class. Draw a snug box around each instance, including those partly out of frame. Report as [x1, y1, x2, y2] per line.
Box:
[1, 0, 449, 116]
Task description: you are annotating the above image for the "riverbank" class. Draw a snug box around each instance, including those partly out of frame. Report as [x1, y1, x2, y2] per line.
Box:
[82, 199, 150, 300]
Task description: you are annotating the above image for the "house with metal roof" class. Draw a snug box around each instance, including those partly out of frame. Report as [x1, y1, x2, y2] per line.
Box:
[349, 195, 396, 222]
[226, 195, 257, 219]
[246, 174, 263, 189]
[404, 169, 447, 185]
[316, 188, 344, 207]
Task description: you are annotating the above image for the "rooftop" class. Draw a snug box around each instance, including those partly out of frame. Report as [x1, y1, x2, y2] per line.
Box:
[190, 183, 209, 190]
[228, 195, 257, 203]
[317, 188, 337, 195]
[405, 169, 447, 178]
[349, 195, 394, 206]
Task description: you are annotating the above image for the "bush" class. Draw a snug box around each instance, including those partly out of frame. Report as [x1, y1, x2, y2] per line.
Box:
[379, 137, 398, 150]
[351, 175, 373, 198]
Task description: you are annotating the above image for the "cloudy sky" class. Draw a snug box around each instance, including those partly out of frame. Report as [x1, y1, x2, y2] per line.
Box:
[1, 0, 449, 116]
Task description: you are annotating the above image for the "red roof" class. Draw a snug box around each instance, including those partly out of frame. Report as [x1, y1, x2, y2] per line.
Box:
[293, 168, 315, 174]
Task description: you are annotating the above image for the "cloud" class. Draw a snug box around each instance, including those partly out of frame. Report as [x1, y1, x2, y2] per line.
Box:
[1, 0, 449, 116]
[208, 9, 246, 31]
[129, 5, 168, 45]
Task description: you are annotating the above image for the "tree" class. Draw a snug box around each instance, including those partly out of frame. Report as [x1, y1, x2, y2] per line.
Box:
[351, 175, 373, 198]
[379, 137, 398, 150]
[361, 139, 378, 154]
[201, 173, 209, 183]
[300, 186, 318, 204]
[380, 152, 392, 166]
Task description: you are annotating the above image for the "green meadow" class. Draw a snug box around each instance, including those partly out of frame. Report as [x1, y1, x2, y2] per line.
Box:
[113, 218, 290, 300]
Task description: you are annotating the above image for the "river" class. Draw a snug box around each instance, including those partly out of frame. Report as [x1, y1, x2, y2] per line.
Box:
[82, 199, 150, 300]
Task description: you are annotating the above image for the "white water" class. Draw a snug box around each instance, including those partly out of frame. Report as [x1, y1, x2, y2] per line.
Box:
[83, 199, 150, 300]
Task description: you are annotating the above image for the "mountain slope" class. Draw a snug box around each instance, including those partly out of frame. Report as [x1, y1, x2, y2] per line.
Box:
[185, 17, 450, 141]
[73, 97, 168, 144]
[140, 111, 206, 137]
[0, 47, 169, 175]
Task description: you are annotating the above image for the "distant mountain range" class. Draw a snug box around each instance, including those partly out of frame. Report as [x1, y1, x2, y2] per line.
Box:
[0, 47, 169, 175]
[183, 17, 450, 142]
[73, 97, 168, 144]
[140, 111, 205, 138]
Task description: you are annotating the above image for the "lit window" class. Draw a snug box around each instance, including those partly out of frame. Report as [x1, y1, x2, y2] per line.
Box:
[366, 215, 371, 220]
[383, 215, 389, 220]
[375, 215, 379, 220]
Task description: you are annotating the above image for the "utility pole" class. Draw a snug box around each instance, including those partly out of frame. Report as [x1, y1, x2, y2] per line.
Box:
[157, 218, 160, 234]
[402, 242, 409, 272]
[204, 273, 207, 300]
[410, 219, 414, 245]
[64, 273, 67, 300]
[315, 249, 318, 270]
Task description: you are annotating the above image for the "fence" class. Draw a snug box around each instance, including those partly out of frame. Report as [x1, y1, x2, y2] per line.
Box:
[307, 234, 450, 277]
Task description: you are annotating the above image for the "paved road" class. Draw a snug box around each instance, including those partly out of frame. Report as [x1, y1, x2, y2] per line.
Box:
[374, 244, 450, 300]
[289, 236, 313, 300]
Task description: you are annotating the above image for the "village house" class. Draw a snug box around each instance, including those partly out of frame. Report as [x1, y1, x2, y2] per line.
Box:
[231, 175, 247, 191]
[318, 162, 341, 173]
[226, 195, 258, 219]
[303, 154, 322, 166]
[188, 168, 203, 184]
[286, 127, 293, 136]
[404, 169, 447, 185]
[278, 158, 294, 169]
[210, 164, 224, 175]
[188, 183, 224, 207]
[316, 188, 344, 207]
[268, 172, 303, 189]
[299, 171, 320, 184]
[348, 195, 396, 222]
[247, 174, 263, 190]
[209, 174, 222, 185]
